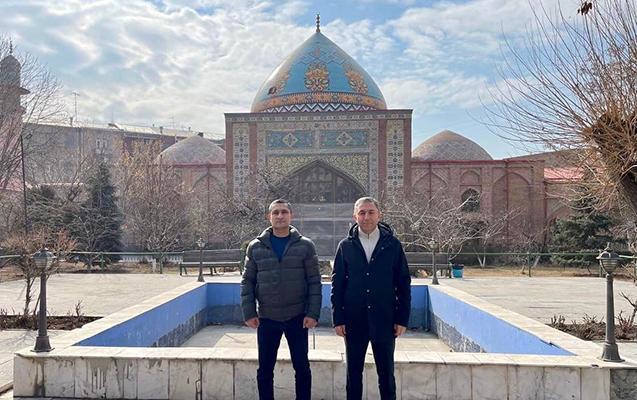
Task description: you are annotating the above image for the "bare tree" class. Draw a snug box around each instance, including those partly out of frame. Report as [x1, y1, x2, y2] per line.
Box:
[469, 206, 524, 267]
[383, 189, 480, 256]
[486, 0, 637, 223]
[1, 228, 75, 318]
[204, 193, 267, 249]
[116, 141, 194, 259]
[0, 35, 66, 192]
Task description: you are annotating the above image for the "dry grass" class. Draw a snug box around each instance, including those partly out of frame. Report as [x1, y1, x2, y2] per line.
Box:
[1, 261, 635, 283]
[0, 260, 240, 283]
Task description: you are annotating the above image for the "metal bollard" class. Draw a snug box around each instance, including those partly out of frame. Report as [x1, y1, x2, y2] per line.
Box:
[312, 327, 316, 350]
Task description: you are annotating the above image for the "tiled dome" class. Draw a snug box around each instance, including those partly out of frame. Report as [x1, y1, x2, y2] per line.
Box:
[251, 31, 387, 113]
[158, 135, 225, 164]
[413, 130, 492, 161]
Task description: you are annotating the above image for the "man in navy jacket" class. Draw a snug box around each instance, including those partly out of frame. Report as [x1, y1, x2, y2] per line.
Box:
[331, 197, 411, 400]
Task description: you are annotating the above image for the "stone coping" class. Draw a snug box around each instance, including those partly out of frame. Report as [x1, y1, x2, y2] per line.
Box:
[13, 281, 637, 370]
[14, 345, 636, 370]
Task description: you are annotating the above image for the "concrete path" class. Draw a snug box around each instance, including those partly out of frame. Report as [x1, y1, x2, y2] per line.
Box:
[0, 274, 196, 316]
[182, 325, 451, 353]
[439, 276, 637, 323]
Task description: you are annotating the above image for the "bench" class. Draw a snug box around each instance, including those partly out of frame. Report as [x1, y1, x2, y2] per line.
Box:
[180, 249, 243, 276]
[405, 252, 452, 278]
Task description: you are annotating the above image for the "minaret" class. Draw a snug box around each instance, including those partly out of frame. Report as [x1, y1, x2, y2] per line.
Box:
[0, 41, 30, 117]
[0, 41, 30, 191]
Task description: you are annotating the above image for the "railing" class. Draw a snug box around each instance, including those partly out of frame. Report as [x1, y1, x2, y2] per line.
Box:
[1, 251, 634, 281]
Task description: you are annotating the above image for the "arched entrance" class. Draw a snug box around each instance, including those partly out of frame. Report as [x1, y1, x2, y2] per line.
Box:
[287, 161, 366, 258]
[289, 160, 365, 204]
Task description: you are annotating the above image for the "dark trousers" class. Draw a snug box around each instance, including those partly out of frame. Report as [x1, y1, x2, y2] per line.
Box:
[257, 314, 311, 400]
[345, 323, 396, 400]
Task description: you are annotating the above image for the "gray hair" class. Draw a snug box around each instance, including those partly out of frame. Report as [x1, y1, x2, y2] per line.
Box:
[268, 199, 293, 213]
[354, 196, 380, 212]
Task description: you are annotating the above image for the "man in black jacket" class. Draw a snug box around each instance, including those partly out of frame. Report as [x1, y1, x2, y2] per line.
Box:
[241, 199, 322, 400]
[331, 197, 411, 400]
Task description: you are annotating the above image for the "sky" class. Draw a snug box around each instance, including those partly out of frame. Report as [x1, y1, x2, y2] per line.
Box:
[0, 0, 580, 159]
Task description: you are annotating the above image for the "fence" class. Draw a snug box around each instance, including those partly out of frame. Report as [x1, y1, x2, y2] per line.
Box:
[0, 251, 635, 281]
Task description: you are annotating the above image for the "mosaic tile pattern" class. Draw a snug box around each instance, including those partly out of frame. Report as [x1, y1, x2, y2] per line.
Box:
[251, 32, 387, 113]
[256, 119, 379, 197]
[321, 131, 368, 148]
[267, 131, 314, 148]
[386, 119, 405, 190]
[267, 154, 369, 189]
[232, 123, 250, 200]
[226, 112, 411, 123]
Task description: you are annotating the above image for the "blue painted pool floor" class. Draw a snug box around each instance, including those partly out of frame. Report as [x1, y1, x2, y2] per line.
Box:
[181, 325, 451, 353]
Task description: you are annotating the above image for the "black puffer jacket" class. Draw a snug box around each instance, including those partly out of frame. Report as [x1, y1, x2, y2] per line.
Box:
[331, 222, 411, 342]
[241, 226, 322, 322]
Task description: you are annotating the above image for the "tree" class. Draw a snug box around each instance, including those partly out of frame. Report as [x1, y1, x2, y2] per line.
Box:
[0, 35, 65, 192]
[383, 189, 479, 256]
[549, 193, 620, 269]
[73, 159, 123, 264]
[1, 228, 75, 318]
[486, 0, 637, 222]
[116, 141, 193, 258]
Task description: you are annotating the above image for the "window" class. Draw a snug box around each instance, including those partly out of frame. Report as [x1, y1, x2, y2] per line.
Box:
[289, 161, 364, 204]
[461, 189, 480, 212]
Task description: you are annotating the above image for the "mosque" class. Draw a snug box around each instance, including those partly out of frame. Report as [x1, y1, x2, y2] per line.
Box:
[158, 22, 574, 256]
[0, 23, 575, 256]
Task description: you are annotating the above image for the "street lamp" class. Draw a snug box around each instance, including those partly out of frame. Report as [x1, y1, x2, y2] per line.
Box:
[197, 238, 205, 283]
[597, 244, 623, 362]
[429, 239, 439, 285]
[32, 247, 55, 353]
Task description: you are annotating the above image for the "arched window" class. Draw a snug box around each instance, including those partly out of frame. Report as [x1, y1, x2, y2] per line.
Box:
[461, 189, 480, 212]
[289, 161, 365, 203]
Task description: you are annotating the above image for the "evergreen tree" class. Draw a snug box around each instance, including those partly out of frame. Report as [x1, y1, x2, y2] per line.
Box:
[75, 160, 123, 262]
[550, 195, 620, 269]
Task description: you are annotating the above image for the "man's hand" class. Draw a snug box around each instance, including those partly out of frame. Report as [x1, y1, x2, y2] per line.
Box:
[394, 324, 406, 336]
[245, 317, 259, 329]
[334, 325, 346, 338]
[303, 317, 318, 329]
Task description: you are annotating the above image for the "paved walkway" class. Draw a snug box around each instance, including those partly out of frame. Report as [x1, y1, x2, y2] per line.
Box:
[440, 276, 637, 323]
[0, 274, 195, 316]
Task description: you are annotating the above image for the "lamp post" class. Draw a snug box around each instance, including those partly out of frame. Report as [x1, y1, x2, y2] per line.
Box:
[597, 244, 623, 362]
[32, 247, 54, 353]
[20, 133, 32, 235]
[197, 238, 205, 283]
[429, 239, 439, 285]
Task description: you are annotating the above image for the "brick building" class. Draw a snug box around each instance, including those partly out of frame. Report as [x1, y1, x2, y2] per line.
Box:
[157, 26, 574, 256]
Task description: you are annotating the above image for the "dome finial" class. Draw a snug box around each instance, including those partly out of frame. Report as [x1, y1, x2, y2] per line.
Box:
[9, 39, 13, 55]
[316, 13, 320, 33]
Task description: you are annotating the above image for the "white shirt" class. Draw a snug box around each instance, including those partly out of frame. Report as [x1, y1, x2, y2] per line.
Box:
[359, 226, 380, 263]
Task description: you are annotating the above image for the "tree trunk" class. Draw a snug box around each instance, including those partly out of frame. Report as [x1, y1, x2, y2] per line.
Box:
[619, 171, 637, 219]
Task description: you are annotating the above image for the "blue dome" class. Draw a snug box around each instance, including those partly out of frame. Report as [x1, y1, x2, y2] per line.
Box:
[252, 31, 387, 113]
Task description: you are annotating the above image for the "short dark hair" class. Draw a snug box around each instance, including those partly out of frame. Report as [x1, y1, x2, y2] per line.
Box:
[268, 199, 293, 213]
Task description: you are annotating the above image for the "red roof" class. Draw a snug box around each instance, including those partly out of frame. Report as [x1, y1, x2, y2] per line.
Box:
[544, 167, 583, 182]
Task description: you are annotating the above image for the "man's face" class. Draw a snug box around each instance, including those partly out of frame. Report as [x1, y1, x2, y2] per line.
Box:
[267, 204, 293, 230]
[354, 202, 381, 234]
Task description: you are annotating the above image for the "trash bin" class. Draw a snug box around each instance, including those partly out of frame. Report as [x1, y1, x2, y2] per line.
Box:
[452, 263, 464, 278]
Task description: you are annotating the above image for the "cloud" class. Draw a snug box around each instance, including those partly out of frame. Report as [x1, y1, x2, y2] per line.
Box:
[0, 0, 566, 148]
[1, 0, 318, 131]
[342, 0, 417, 4]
